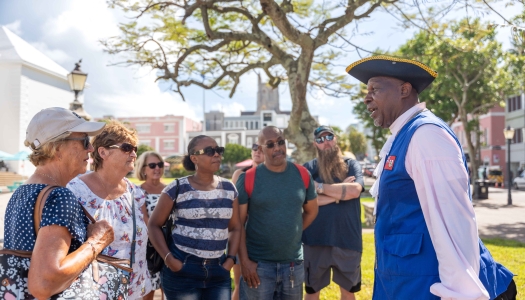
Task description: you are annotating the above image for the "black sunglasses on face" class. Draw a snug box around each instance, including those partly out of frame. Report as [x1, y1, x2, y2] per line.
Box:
[251, 144, 260, 151]
[192, 146, 225, 157]
[108, 143, 138, 153]
[263, 139, 286, 149]
[64, 135, 91, 150]
[147, 162, 165, 169]
[315, 134, 335, 144]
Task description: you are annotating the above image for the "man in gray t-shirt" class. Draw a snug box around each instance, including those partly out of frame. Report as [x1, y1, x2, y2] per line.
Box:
[302, 125, 365, 300]
[236, 126, 318, 300]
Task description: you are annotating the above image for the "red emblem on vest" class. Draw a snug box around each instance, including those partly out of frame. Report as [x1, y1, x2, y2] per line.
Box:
[384, 156, 396, 170]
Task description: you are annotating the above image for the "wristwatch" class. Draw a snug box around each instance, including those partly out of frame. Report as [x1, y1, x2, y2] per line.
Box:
[317, 182, 324, 194]
[226, 255, 237, 264]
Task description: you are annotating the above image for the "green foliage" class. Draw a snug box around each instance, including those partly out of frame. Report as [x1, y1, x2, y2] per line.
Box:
[348, 129, 368, 157]
[137, 144, 154, 158]
[223, 144, 251, 164]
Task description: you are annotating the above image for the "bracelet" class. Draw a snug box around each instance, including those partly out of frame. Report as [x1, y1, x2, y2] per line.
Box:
[86, 241, 97, 261]
[164, 252, 172, 262]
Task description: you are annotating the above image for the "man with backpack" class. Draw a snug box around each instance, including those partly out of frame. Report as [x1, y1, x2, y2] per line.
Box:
[302, 125, 365, 300]
[235, 126, 318, 300]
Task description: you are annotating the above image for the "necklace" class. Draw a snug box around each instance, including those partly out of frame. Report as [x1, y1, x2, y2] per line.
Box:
[37, 172, 61, 186]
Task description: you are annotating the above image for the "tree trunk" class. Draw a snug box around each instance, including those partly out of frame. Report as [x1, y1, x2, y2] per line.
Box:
[284, 53, 318, 164]
[459, 108, 478, 185]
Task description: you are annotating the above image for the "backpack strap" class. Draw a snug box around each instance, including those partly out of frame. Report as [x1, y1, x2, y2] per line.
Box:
[245, 166, 257, 198]
[294, 163, 310, 189]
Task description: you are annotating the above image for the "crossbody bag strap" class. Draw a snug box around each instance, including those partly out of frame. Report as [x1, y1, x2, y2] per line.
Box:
[130, 187, 137, 268]
[33, 185, 60, 236]
[165, 179, 179, 240]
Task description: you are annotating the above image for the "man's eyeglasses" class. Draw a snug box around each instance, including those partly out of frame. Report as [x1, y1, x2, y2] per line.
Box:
[108, 143, 138, 153]
[251, 144, 260, 151]
[263, 139, 286, 149]
[64, 136, 91, 150]
[147, 162, 164, 169]
[315, 134, 334, 144]
[192, 146, 225, 157]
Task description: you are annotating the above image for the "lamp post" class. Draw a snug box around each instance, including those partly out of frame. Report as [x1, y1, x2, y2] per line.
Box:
[503, 126, 515, 205]
[67, 59, 91, 120]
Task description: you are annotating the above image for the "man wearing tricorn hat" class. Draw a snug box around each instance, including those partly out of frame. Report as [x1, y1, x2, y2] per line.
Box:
[347, 56, 516, 299]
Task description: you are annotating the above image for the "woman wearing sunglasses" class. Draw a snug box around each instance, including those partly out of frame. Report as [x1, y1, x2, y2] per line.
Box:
[135, 151, 166, 300]
[67, 121, 152, 299]
[148, 135, 242, 300]
[230, 143, 264, 300]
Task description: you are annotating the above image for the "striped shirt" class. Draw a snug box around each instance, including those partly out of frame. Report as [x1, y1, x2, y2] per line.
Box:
[162, 176, 238, 258]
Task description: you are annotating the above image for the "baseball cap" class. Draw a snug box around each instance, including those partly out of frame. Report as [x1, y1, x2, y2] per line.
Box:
[314, 125, 335, 138]
[25, 107, 106, 150]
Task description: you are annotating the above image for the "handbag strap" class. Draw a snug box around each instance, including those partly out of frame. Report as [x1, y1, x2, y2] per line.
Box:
[33, 185, 60, 236]
[165, 179, 179, 237]
[130, 187, 137, 268]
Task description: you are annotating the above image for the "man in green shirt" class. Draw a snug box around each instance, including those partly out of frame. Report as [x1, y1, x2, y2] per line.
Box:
[236, 126, 318, 300]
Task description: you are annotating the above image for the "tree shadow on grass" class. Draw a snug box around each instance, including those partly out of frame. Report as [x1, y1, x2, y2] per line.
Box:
[480, 222, 525, 247]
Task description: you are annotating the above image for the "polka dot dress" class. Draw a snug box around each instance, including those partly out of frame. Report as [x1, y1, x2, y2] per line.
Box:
[4, 184, 89, 252]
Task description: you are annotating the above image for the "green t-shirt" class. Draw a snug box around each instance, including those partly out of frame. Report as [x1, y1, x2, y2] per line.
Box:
[236, 162, 317, 263]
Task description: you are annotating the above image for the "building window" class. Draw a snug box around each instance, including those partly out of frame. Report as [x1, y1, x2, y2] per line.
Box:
[136, 124, 151, 133]
[246, 121, 249, 129]
[250, 121, 254, 129]
[164, 124, 175, 132]
[255, 121, 259, 129]
[263, 113, 272, 121]
[247, 137, 253, 147]
[228, 133, 239, 145]
[512, 128, 523, 144]
[164, 140, 175, 149]
[139, 140, 151, 147]
[507, 95, 523, 113]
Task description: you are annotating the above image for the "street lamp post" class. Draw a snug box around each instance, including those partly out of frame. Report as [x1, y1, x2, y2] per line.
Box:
[67, 59, 90, 120]
[503, 126, 515, 206]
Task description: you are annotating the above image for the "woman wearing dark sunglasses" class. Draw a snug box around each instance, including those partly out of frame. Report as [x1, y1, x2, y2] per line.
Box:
[67, 121, 153, 299]
[230, 143, 264, 300]
[148, 135, 242, 300]
[135, 151, 166, 300]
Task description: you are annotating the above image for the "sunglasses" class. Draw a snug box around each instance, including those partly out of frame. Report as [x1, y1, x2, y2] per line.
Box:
[251, 144, 260, 151]
[315, 134, 334, 144]
[263, 139, 286, 149]
[64, 135, 91, 150]
[192, 146, 225, 157]
[146, 162, 165, 169]
[108, 143, 138, 153]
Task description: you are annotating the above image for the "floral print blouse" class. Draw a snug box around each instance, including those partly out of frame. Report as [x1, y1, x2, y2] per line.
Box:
[67, 177, 152, 300]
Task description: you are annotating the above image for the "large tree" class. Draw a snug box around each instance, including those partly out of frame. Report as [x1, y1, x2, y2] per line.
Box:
[103, 0, 398, 163]
[396, 18, 511, 183]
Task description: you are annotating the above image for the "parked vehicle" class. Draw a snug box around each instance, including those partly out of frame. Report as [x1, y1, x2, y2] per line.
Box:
[514, 171, 525, 190]
[478, 166, 503, 187]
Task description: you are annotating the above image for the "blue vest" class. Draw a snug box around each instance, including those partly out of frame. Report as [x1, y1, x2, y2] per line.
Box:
[373, 111, 513, 300]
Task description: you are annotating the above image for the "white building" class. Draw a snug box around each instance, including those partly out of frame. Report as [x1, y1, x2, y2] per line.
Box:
[0, 26, 78, 176]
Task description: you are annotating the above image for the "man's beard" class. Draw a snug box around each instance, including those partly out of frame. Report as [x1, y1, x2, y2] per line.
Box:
[317, 145, 347, 184]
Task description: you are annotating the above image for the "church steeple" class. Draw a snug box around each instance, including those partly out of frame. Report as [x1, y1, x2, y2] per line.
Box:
[256, 74, 280, 114]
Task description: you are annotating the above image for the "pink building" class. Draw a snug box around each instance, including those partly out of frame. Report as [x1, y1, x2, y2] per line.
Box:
[105, 115, 202, 157]
[451, 104, 506, 174]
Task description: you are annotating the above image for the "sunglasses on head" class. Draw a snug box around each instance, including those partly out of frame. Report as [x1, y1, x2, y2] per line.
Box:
[108, 143, 138, 153]
[64, 135, 91, 150]
[315, 134, 334, 144]
[251, 144, 260, 151]
[146, 162, 164, 169]
[263, 139, 286, 149]
[192, 146, 225, 157]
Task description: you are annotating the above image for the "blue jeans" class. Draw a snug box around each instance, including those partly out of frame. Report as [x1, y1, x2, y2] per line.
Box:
[161, 241, 231, 300]
[240, 261, 304, 300]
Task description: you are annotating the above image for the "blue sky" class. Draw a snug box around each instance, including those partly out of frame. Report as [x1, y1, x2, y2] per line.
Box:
[0, 0, 519, 128]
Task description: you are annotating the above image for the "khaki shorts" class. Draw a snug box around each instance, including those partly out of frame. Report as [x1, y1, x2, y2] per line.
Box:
[304, 245, 361, 294]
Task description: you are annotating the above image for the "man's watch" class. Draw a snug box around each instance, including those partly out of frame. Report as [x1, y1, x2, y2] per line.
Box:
[317, 182, 324, 194]
[226, 255, 237, 264]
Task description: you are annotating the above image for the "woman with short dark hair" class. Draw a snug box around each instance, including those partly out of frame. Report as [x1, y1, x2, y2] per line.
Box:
[148, 135, 241, 300]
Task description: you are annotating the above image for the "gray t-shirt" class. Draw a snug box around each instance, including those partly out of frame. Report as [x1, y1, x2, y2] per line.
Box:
[237, 161, 317, 263]
[302, 158, 364, 252]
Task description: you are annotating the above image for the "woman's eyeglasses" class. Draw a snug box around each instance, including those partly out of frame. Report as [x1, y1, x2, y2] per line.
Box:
[64, 135, 91, 150]
[315, 134, 334, 144]
[192, 146, 225, 157]
[251, 144, 260, 151]
[147, 162, 164, 169]
[108, 143, 138, 153]
[263, 139, 286, 149]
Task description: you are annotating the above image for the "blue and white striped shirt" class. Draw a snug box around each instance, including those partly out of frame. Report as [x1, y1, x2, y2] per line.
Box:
[163, 176, 238, 258]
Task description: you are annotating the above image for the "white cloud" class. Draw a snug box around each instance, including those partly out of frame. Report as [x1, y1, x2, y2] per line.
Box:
[5, 20, 22, 35]
[210, 102, 246, 116]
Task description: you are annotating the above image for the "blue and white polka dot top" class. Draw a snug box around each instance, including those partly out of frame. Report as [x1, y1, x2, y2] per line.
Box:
[4, 184, 89, 252]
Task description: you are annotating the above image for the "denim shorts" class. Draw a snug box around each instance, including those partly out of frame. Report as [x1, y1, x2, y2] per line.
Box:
[161, 240, 231, 300]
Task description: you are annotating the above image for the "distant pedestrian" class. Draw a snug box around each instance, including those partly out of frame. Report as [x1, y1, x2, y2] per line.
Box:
[302, 125, 365, 300]
[236, 126, 318, 300]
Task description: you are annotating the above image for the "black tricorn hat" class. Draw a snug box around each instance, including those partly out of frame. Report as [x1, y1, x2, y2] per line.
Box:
[346, 55, 438, 93]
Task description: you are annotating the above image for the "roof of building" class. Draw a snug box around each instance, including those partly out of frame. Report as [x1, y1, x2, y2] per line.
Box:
[0, 26, 69, 79]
